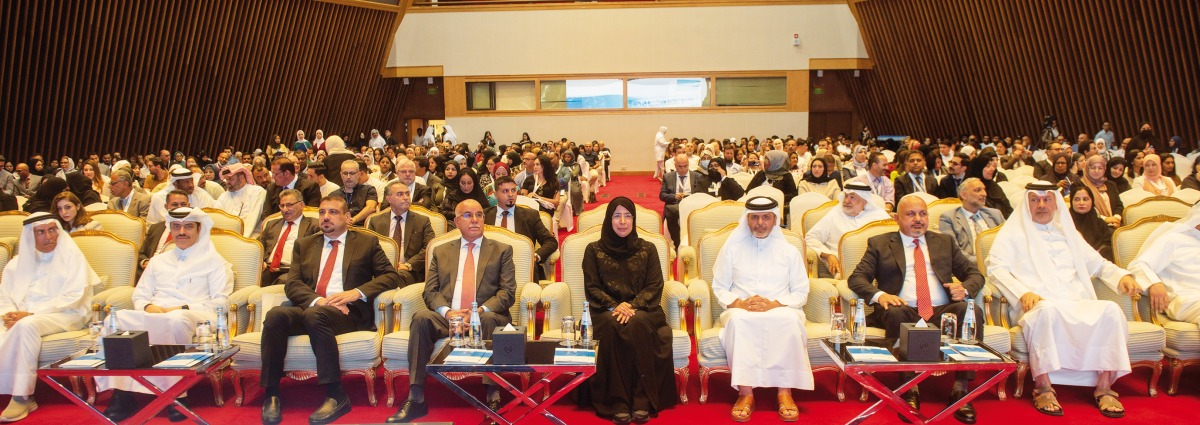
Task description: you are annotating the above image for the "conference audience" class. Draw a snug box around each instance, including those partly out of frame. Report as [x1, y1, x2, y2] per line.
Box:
[50, 192, 101, 234]
[849, 152, 896, 211]
[938, 178, 1005, 264]
[805, 182, 889, 278]
[1080, 155, 1125, 226]
[258, 189, 320, 286]
[330, 159, 378, 226]
[797, 157, 842, 200]
[1133, 153, 1177, 196]
[1068, 184, 1115, 261]
[964, 151, 1013, 217]
[366, 181, 436, 284]
[660, 154, 709, 248]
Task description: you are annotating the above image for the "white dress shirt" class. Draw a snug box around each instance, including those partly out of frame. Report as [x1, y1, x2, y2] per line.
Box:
[493, 206, 517, 232]
[436, 236, 487, 316]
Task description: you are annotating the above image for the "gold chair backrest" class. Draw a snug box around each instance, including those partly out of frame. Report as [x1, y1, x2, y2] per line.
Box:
[801, 200, 839, 237]
[72, 230, 137, 291]
[0, 211, 31, 239]
[686, 200, 745, 249]
[926, 198, 963, 233]
[354, 227, 399, 269]
[1123, 196, 1191, 225]
[0, 239, 12, 283]
[209, 228, 264, 291]
[973, 224, 1003, 276]
[201, 208, 244, 235]
[88, 210, 147, 250]
[837, 219, 899, 277]
[410, 205, 447, 237]
[1112, 215, 1176, 269]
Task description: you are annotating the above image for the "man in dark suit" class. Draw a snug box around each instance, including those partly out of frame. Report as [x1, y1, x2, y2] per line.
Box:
[366, 181, 436, 284]
[660, 154, 709, 248]
[259, 189, 320, 286]
[262, 157, 322, 220]
[138, 191, 190, 275]
[259, 195, 400, 425]
[485, 176, 557, 280]
[848, 195, 985, 424]
[1032, 142, 1064, 180]
[893, 150, 939, 201]
[415, 156, 442, 204]
[388, 158, 431, 210]
[389, 199, 516, 423]
[12, 163, 41, 197]
[935, 154, 970, 199]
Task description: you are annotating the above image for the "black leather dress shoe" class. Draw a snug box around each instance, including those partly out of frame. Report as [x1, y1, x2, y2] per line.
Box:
[104, 390, 135, 422]
[261, 395, 282, 425]
[898, 389, 920, 424]
[309, 396, 351, 425]
[949, 390, 977, 424]
[386, 399, 428, 423]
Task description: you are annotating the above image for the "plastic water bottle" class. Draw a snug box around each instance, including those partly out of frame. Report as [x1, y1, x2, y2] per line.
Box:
[469, 302, 482, 348]
[852, 299, 867, 343]
[106, 307, 122, 335]
[580, 301, 593, 347]
[194, 320, 214, 353]
[215, 307, 231, 351]
[960, 299, 978, 344]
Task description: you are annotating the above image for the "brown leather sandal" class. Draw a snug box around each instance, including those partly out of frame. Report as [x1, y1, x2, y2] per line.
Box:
[777, 392, 799, 422]
[731, 394, 754, 422]
[1032, 388, 1064, 417]
[1094, 389, 1125, 418]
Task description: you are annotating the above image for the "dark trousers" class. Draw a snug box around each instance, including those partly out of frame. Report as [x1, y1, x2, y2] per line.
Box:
[260, 267, 288, 287]
[408, 310, 510, 386]
[662, 204, 681, 249]
[260, 305, 363, 388]
[869, 300, 983, 381]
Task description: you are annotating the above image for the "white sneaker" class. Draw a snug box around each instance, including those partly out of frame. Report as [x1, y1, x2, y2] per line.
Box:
[0, 397, 36, 423]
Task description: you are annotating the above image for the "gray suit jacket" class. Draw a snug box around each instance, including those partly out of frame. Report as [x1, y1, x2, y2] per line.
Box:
[366, 210, 436, 280]
[107, 190, 152, 219]
[424, 237, 515, 318]
[937, 206, 1004, 263]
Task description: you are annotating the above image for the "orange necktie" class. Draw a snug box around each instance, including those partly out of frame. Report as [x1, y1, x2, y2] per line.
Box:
[913, 239, 933, 320]
[459, 242, 476, 310]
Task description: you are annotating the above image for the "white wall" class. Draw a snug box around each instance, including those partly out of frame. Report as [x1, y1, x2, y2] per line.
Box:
[447, 112, 808, 172]
[389, 5, 866, 75]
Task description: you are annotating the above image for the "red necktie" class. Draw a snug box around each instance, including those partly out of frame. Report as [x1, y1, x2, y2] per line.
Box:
[500, 211, 509, 229]
[459, 242, 476, 310]
[269, 221, 293, 271]
[392, 215, 404, 258]
[315, 240, 340, 297]
[913, 239, 933, 320]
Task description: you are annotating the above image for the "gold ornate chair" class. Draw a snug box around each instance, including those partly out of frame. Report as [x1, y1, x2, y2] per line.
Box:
[202, 207, 245, 235]
[87, 210, 147, 250]
[926, 198, 962, 233]
[1123, 196, 1191, 225]
[0, 211, 31, 239]
[678, 200, 744, 284]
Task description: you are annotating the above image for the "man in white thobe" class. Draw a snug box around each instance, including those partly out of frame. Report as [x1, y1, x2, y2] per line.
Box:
[805, 181, 890, 278]
[1129, 203, 1200, 324]
[712, 196, 812, 422]
[987, 181, 1137, 418]
[0, 213, 98, 422]
[98, 207, 233, 422]
[653, 126, 669, 180]
[147, 167, 216, 223]
[216, 163, 267, 237]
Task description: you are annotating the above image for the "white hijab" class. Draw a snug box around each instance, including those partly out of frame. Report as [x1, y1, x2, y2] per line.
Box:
[442, 125, 458, 144]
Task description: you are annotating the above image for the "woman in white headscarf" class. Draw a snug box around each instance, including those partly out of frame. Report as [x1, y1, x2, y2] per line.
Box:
[442, 125, 458, 145]
[653, 126, 669, 180]
[1133, 153, 1177, 196]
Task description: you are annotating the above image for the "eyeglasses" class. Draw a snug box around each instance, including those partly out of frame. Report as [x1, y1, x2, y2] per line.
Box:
[458, 212, 484, 221]
[279, 200, 303, 209]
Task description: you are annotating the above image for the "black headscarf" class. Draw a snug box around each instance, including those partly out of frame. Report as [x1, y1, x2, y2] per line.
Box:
[445, 167, 489, 208]
[1069, 183, 1114, 255]
[65, 171, 102, 206]
[966, 152, 999, 182]
[23, 177, 69, 213]
[598, 196, 640, 260]
[1106, 157, 1132, 193]
[803, 157, 835, 184]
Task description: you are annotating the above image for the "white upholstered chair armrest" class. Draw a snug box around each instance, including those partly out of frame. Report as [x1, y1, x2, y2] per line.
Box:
[98, 286, 136, 313]
[678, 246, 698, 282]
[805, 248, 819, 279]
[833, 280, 861, 314]
[662, 280, 690, 333]
[686, 278, 714, 332]
[539, 281, 571, 334]
[228, 285, 262, 336]
[519, 282, 541, 339]
[374, 288, 399, 335]
[390, 283, 428, 334]
[806, 278, 840, 324]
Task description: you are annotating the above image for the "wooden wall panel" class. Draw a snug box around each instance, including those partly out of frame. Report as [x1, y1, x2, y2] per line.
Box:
[844, 0, 1200, 145]
[0, 0, 412, 162]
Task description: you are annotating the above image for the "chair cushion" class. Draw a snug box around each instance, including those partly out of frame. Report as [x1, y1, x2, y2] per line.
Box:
[1164, 320, 1200, 354]
[1011, 322, 1164, 361]
[231, 330, 381, 371]
[38, 330, 91, 367]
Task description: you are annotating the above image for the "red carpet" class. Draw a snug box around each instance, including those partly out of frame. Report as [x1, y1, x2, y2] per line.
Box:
[14, 175, 1200, 424]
